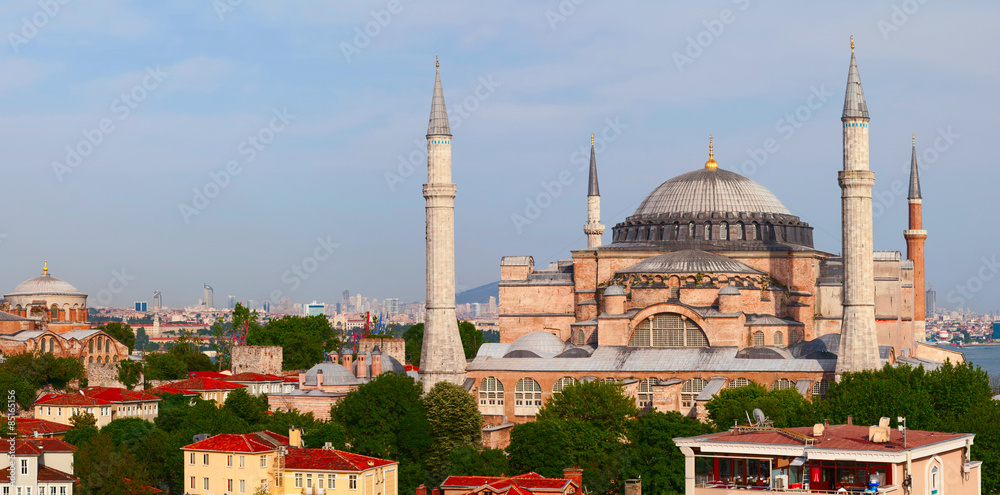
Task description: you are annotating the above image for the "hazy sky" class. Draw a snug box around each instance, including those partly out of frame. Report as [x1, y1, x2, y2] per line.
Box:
[0, 1, 997, 312]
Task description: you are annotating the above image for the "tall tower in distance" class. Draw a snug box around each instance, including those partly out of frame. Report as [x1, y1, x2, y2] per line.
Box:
[583, 134, 605, 248]
[420, 57, 467, 393]
[905, 134, 927, 342]
[203, 284, 214, 310]
[152, 290, 162, 311]
[836, 38, 881, 375]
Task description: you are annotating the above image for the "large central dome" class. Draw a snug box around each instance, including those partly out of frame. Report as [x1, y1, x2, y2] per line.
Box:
[634, 168, 791, 217]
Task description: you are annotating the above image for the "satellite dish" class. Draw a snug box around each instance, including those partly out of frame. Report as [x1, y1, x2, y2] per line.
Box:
[753, 408, 768, 425]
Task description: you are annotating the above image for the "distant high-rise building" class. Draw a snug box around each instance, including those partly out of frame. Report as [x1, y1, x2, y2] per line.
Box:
[304, 301, 325, 317]
[134, 301, 147, 312]
[247, 299, 255, 310]
[262, 300, 271, 313]
[487, 296, 497, 314]
[203, 284, 214, 309]
[926, 289, 937, 315]
[471, 303, 482, 317]
[386, 298, 400, 314]
[152, 291, 162, 311]
[228, 295, 236, 310]
[342, 290, 350, 309]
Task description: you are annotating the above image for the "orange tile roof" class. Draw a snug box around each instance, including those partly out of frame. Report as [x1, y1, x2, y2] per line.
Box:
[0, 464, 76, 482]
[442, 472, 574, 495]
[223, 372, 286, 382]
[146, 376, 246, 394]
[6, 438, 76, 455]
[283, 448, 396, 471]
[694, 424, 970, 452]
[4, 418, 72, 437]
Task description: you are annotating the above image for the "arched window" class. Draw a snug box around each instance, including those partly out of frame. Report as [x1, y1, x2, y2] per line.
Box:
[789, 329, 801, 345]
[753, 331, 764, 346]
[106, 338, 111, 352]
[672, 223, 680, 240]
[682, 378, 707, 410]
[688, 222, 696, 239]
[478, 377, 504, 415]
[727, 377, 750, 389]
[772, 378, 794, 391]
[629, 313, 709, 347]
[930, 465, 939, 495]
[48, 338, 54, 353]
[88, 356, 94, 364]
[735, 222, 745, 240]
[752, 222, 761, 240]
[553, 377, 577, 393]
[50, 304, 59, 321]
[514, 378, 543, 416]
[719, 222, 729, 240]
[704, 222, 712, 240]
[88, 339, 94, 353]
[575, 329, 586, 346]
[638, 378, 659, 408]
[811, 379, 829, 398]
[773, 331, 784, 346]
[601, 377, 619, 384]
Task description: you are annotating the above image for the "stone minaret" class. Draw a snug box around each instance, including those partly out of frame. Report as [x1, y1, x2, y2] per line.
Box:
[583, 134, 605, 248]
[905, 134, 927, 342]
[836, 38, 881, 375]
[420, 58, 467, 393]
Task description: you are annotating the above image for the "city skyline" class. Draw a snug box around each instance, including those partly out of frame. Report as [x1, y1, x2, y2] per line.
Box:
[0, 3, 997, 311]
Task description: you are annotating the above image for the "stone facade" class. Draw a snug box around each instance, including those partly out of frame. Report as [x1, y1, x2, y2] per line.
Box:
[86, 361, 130, 389]
[358, 338, 404, 367]
[232, 345, 283, 375]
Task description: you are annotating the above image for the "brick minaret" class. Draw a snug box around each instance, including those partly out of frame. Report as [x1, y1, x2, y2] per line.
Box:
[905, 134, 927, 342]
[836, 38, 881, 375]
[583, 134, 605, 248]
[420, 58, 467, 393]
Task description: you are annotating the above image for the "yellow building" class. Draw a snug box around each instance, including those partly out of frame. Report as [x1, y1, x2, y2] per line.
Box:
[182, 429, 398, 495]
[33, 386, 161, 428]
[147, 376, 245, 406]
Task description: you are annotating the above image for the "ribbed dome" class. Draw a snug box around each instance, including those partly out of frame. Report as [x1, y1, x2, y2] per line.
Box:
[618, 250, 765, 275]
[7, 274, 84, 297]
[634, 168, 790, 217]
[505, 331, 570, 358]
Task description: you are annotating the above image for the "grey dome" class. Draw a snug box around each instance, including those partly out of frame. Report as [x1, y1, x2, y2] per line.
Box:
[718, 285, 741, 295]
[303, 361, 363, 387]
[618, 250, 764, 276]
[504, 331, 570, 358]
[604, 285, 626, 297]
[7, 274, 85, 297]
[635, 168, 790, 217]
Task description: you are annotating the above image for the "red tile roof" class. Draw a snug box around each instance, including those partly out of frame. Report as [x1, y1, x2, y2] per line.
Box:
[188, 371, 231, 380]
[182, 431, 290, 453]
[442, 472, 574, 495]
[5, 418, 72, 437]
[694, 424, 970, 452]
[6, 438, 77, 455]
[81, 386, 162, 403]
[0, 465, 76, 482]
[34, 393, 113, 406]
[283, 448, 396, 471]
[223, 372, 286, 382]
[147, 377, 246, 394]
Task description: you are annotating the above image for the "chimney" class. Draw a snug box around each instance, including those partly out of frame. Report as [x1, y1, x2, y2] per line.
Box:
[357, 353, 368, 379]
[564, 468, 583, 492]
[624, 479, 642, 495]
[432, 488, 441, 495]
[416, 485, 427, 495]
[297, 369, 306, 387]
[316, 369, 324, 388]
[342, 352, 354, 376]
[847, 415, 853, 426]
[289, 427, 302, 448]
[824, 419, 829, 428]
[371, 347, 383, 377]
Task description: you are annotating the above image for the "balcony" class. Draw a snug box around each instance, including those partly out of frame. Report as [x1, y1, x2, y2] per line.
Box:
[695, 483, 900, 495]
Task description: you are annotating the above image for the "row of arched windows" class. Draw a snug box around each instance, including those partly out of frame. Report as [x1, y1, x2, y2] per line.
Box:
[480, 375, 832, 416]
[617, 220, 780, 243]
[751, 329, 802, 347]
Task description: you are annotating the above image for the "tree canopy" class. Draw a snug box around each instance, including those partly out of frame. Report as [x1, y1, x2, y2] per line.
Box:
[424, 381, 483, 472]
[248, 314, 338, 370]
[97, 321, 136, 354]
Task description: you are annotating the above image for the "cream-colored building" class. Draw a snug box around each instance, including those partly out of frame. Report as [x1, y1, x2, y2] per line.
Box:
[182, 429, 398, 495]
[0, 438, 77, 495]
[146, 376, 245, 406]
[33, 386, 161, 428]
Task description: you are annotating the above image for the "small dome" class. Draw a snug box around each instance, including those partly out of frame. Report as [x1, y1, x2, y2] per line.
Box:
[604, 285, 627, 297]
[719, 285, 741, 296]
[304, 361, 362, 387]
[7, 274, 84, 297]
[504, 331, 570, 358]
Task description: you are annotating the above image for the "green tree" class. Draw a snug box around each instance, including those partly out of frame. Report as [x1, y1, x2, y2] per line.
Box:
[223, 388, 269, 424]
[536, 380, 640, 438]
[248, 315, 338, 370]
[0, 370, 37, 410]
[117, 359, 144, 390]
[70, 410, 97, 428]
[143, 352, 188, 380]
[101, 417, 158, 454]
[303, 422, 348, 450]
[445, 446, 510, 478]
[706, 383, 818, 430]
[403, 323, 424, 365]
[74, 431, 152, 494]
[135, 326, 149, 351]
[617, 411, 713, 495]
[64, 424, 98, 447]
[424, 382, 483, 472]
[97, 321, 137, 354]
[508, 419, 574, 479]
[458, 321, 484, 359]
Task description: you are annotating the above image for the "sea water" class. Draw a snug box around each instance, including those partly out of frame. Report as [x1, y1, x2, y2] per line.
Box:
[937, 343, 1000, 377]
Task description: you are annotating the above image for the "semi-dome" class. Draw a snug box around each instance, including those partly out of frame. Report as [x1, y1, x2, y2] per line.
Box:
[618, 250, 764, 276]
[633, 168, 791, 218]
[504, 331, 570, 358]
[7, 274, 84, 297]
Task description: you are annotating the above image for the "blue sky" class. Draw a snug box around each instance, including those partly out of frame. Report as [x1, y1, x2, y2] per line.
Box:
[0, 1, 997, 312]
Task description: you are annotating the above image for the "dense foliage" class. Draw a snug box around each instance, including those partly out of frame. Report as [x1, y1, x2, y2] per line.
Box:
[247, 314, 338, 369]
[404, 320, 484, 365]
[0, 351, 85, 409]
[96, 321, 136, 354]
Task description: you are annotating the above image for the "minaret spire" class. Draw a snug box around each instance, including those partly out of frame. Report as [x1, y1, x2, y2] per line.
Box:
[584, 133, 605, 248]
[905, 134, 928, 341]
[420, 58, 466, 393]
[836, 41, 881, 375]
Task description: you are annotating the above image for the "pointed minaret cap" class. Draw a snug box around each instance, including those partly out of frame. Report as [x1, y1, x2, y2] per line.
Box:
[908, 133, 922, 200]
[427, 56, 452, 137]
[588, 133, 599, 196]
[842, 36, 870, 120]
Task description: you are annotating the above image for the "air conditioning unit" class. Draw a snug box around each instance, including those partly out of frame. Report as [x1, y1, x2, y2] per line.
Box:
[773, 475, 788, 491]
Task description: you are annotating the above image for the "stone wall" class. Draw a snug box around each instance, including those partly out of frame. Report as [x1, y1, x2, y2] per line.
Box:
[86, 361, 129, 389]
[358, 338, 405, 366]
[232, 345, 283, 374]
[267, 394, 344, 421]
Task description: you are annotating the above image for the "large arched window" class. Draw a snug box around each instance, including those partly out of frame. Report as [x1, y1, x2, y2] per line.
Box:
[753, 331, 764, 346]
[704, 222, 712, 240]
[811, 379, 829, 398]
[688, 222, 696, 239]
[629, 313, 709, 347]
[735, 222, 745, 240]
[552, 377, 577, 393]
[638, 378, 659, 408]
[514, 378, 543, 416]
[88, 339, 94, 353]
[772, 378, 794, 391]
[50, 304, 59, 321]
[727, 377, 750, 389]
[682, 378, 707, 409]
[48, 338, 54, 353]
[479, 377, 504, 415]
[672, 223, 680, 240]
[773, 331, 784, 346]
[602, 377, 619, 385]
[789, 329, 801, 345]
[752, 222, 761, 240]
[719, 222, 729, 241]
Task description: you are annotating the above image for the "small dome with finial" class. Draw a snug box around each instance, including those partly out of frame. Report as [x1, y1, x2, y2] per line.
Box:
[705, 135, 718, 170]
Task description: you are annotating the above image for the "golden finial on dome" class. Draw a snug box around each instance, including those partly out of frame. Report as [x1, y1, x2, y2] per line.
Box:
[591, 133, 594, 146]
[705, 135, 718, 170]
[43, 259, 48, 275]
[851, 36, 854, 53]
[913, 132, 916, 147]
[436, 55, 439, 70]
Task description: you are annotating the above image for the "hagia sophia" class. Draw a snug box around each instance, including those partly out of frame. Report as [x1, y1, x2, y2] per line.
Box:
[0, 261, 129, 365]
[409, 42, 965, 439]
